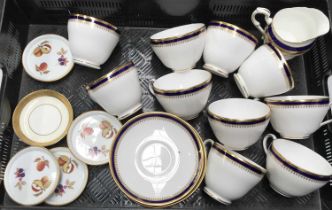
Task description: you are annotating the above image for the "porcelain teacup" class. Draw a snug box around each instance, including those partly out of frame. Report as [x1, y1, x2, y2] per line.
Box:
[207, 98, 270, 151]
[234, 43, 294, 98]
[203, 20, 258, 78]
[265, 95, 331, 139]
[251, 7, 330, 60]
[263, 134, 332, 197]
[149, 69, 212, 120]
[150, 23, 206, 71]
[204, 139, 266, 205]
[67, 13, 120, 69]
[86, 62, 142, 120]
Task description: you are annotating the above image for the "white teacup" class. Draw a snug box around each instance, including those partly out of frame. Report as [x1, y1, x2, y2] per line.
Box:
[263, 134, 332, 197]
[150, 23, 206, 71]
[204, 139, 266, 205]
[203, 20, 258, 78]
[208, 98, 270, 151]
[265, 95, 331, 139]
[86, 62, 142, 120]
[68, 13, 120, 69]
[234, 43, 294, 98]
[149, 69, 212, 120]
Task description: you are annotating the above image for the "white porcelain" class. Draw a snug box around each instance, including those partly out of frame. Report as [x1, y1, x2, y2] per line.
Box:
[150, 23, 206, 71]
[67, 13, 120, 69]
[203, 21, 258, 78]
[251, 7, 330, 59]
[149, 70, 212, 120]
[22, 34, 74, 82]
[109, 112, 206, 207]
[67, 111, 122, 165]
[86, 62, 142, 120]
[208, 98, 270, 150]
[12, 89, 73, 146]
[45, 147, 88, 206]
[234, 44, 294, 98]
[265, 95, 331, 139]
[263, 134, 332, 197]
[4, 147, 60, 205]
[204, 139, 266, 205]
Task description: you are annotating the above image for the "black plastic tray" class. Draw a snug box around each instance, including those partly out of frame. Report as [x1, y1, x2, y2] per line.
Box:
[0, 0, 332, 210]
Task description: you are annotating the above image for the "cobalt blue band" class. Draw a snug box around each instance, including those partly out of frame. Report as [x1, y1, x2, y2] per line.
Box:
[270, 146, 330, 181]
[267, 99, 329, 106]
[208, 21, 258, 45]
[213, 144, 265, 175]
[267, 26, 313, 52]
[69, 15, 119, 34]
[111, 113, 202, 203]
[207, 111, 268, 125]
[151, 27, 205, 45]
[154, 81, 211, 96]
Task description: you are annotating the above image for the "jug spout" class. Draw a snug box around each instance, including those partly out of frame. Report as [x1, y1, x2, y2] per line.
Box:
[273, 7, 330, 44]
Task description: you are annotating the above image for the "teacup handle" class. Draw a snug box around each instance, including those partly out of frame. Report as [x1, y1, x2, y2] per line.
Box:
[148, 79, 156, 96]
[320, 119, 332, 127]
[251, 7, 273, 36]
[262, 133, 277, 154]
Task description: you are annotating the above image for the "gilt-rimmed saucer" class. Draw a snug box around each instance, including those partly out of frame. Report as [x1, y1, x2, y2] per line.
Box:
[67, 111, 122, 165]
[22, 34, 74, 82]
[4, 146, 60, 205]
[109, 112, 206, 207]
[12, 89, 73, 146]
[45, 147, 88, 206]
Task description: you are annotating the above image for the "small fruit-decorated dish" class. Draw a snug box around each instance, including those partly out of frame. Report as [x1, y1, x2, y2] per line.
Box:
[12, 89, 73, 146]
[4, 147, 60, 205]
[109, 112, 206, 207]
[67, 111, 122, 165]
[22, 34, 74, 82]
[45, 147, 88, 206]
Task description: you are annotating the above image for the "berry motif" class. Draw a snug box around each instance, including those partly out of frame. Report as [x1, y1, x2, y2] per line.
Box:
[14, 168, 26, 190]
[88, 145, 109, 157]
[57, 48, 69, 66]
[54, 179, 75, 196]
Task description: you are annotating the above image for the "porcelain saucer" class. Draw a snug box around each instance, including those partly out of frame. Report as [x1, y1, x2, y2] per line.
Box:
[67, 111, 122, 165]
[12, 89, 73, 146]
[45, 147, 88, 206]
[4, 147, 60, 205]
[109, 112, 206, 207]
[22, 34, 74, 82]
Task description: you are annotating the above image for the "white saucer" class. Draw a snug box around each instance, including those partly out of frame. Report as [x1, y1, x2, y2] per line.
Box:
[4, 147, 60, 206]
[67, 111, 122, 165]
[12, 89, 73, 146]
[22, 34, 74, 82]
[45, 147, 88, 206]
[109, 112, 206, 207]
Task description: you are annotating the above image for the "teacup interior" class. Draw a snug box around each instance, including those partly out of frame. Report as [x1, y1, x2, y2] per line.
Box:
[273, 7, 330, 43]
[208, 98, 270, 120]
[265, 95, 329, 102]
[150, 23, 204, 40]
[153, 70, 211, 91]
[274, 139, 332, 176]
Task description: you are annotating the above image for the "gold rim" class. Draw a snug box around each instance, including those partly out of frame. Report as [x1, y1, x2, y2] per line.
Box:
[150, 24, 206, 43]
[271, 144, 331, 178]
[265, 95, 329, 103]
[266, 44, 294, 89]
[213, 142, 266, 174]
[153, 73, 212, 94]
[266, 35, 303, 56]
[70, 13, 118, 32]
[207, 109, 271, 124]
[21, 34, 74, 83]
[210, 20, 258, 44]
[4, 146, 61, 206]
[108, 111, 206, 208]
[12, 89, 74, 147]
[86, 61, 134, 90]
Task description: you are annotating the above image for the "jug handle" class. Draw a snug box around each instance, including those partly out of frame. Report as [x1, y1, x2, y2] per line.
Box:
[262, 133, 277, 154]
[251, 7, 273, 37]
[148, 79, 156, 96]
